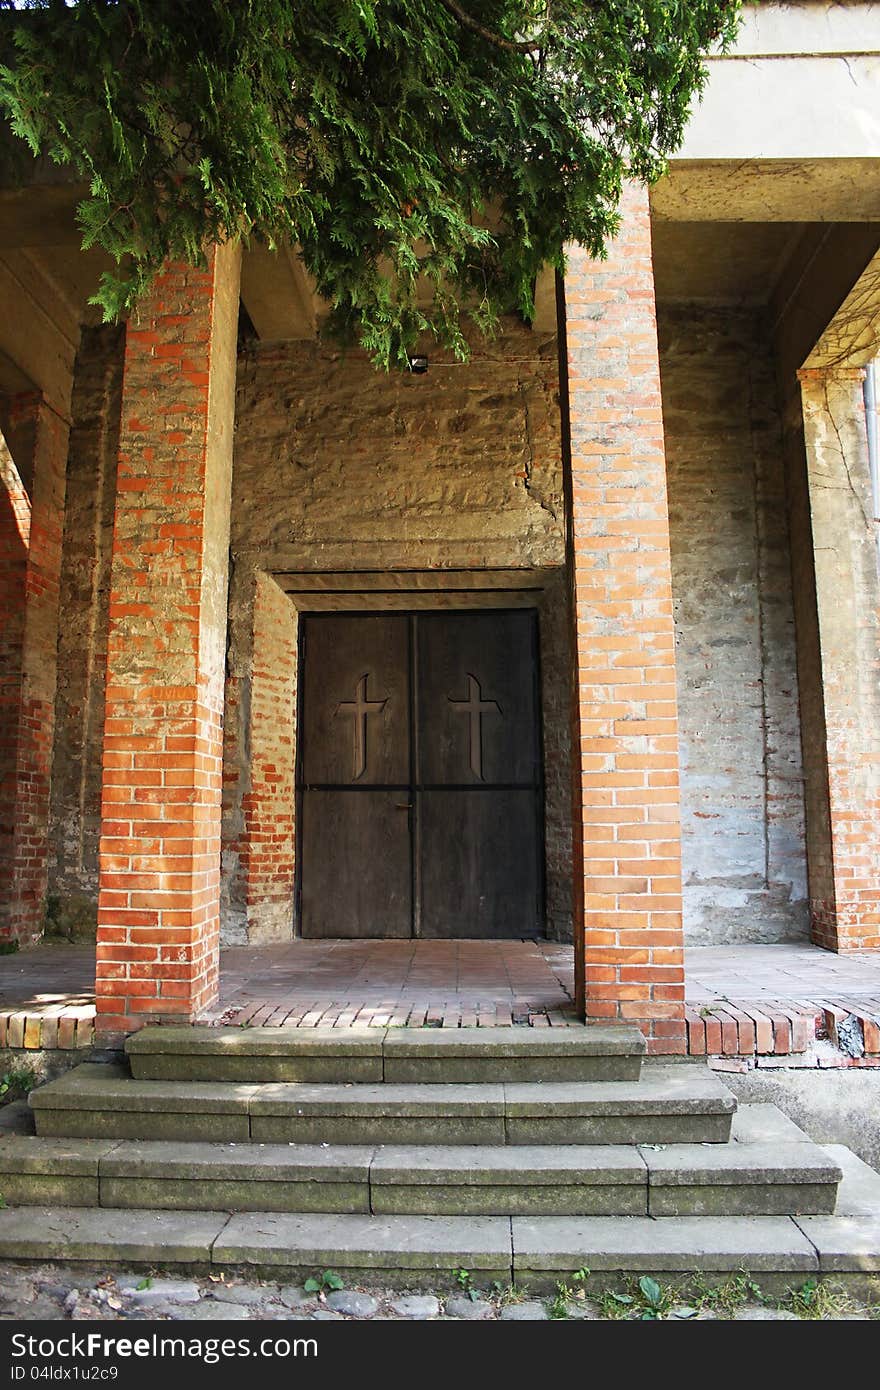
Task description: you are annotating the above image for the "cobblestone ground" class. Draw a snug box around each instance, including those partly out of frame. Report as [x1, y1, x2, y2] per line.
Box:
[0, 1265, 874, 1321]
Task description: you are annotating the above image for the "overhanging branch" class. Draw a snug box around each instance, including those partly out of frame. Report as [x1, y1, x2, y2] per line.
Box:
[438, 0, 540, 54]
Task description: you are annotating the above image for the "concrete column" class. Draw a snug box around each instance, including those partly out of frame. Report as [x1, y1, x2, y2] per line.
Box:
[0, 393, 69, 945]
[95, 242, 242, 1036]
[797, 366, 880, 951]
[560, 182, 686, 1053]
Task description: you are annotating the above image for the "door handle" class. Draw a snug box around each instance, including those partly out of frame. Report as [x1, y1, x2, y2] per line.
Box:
[395, 803, 413, 810]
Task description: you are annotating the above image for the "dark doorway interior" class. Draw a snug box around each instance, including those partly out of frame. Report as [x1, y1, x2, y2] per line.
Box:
[297, 610, 544, 939]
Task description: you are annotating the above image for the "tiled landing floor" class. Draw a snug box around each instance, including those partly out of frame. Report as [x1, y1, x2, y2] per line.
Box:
[2, 939, 880, 1055]
[209, 938, 575, 1026]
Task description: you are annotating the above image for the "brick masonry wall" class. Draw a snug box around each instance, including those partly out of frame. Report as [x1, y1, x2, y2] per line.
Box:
[0, 392, 69, 945]
[94, 243, 241, 1034]
[562, 185, 686, 1053]
[48, 326, 124, 929]
[660, 307, 809, 945]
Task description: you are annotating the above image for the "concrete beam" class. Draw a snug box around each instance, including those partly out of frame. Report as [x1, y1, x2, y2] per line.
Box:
[769, 225, 880, 376]
[652, 160, 880, 224]
[0, 185, 85, 250]
[804, 245, 880, 369]
[240, 244, 317, 341]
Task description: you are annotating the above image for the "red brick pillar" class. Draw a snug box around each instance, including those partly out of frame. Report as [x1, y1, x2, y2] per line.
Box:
[95, 243, 241, 1035]
[0, 393, 69, 945]
[797, 366, 880, 951]
[560, 183, 685, 1053]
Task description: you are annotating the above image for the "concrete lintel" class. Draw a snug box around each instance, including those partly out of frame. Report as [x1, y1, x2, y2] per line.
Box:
[652, 160, 880, 224]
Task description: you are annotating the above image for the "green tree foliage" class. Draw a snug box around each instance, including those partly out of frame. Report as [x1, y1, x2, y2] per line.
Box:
[0, 1, 740, 365]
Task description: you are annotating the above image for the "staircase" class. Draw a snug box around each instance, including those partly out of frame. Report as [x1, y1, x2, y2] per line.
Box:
[0, 1023, 866, 1294]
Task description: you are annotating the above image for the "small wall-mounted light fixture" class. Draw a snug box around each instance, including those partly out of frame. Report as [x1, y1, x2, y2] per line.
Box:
[407, 354, 429, 375]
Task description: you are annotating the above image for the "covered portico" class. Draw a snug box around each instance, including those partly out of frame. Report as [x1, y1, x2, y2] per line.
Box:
[2, 5, 880, 1062]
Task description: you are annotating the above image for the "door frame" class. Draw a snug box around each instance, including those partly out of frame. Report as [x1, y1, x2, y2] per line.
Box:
[292, 594, 547, 940]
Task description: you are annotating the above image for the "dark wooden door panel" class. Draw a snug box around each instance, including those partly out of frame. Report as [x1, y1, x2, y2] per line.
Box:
[298, 610, 544, 940]
[301, 614, 409, 787]
[416, 611, 538, 786]
[418, 790, 540, 939]
[300, 790, 412, 938]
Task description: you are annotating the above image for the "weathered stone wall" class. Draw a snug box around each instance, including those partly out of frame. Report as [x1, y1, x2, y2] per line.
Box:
[221, 568, 298, 945]
[659, 306, 809, 945]
[230, 328, 564, 573]
[0, 393, 70, 944]
[796, 366, 880, 951]
[223, 323, 570, 942]
[48, 326, 124, 933]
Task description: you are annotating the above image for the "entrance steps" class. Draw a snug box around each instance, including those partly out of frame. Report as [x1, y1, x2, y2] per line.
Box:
[0, 1024, 877, 1294]
[125, 1022, 645, 1084]
[29, 1063, 736, 1146]
[0, 1133, 842, 1218]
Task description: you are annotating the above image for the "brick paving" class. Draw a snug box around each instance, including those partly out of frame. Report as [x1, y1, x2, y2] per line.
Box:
[2, 939, 880, 1061]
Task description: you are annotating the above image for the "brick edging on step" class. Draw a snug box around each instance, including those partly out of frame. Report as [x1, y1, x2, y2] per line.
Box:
[0, 1006, 95, 1050]
[2, 997, 878, 1066]
[687, 1002, 880, 1064]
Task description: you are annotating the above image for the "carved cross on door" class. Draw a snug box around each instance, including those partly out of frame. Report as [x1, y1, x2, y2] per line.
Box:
[335, 673, 387, 781]
[448, 672, 501, 781]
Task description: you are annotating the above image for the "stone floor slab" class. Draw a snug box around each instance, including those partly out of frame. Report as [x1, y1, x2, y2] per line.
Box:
[730, 1104, 812, 1145]
[0, 1207, 227, 1264]
[212, 1212, 512, 1275]
[512, 1215, 818, 1274]
[31, 1067, 259, 1114]
[820, 1145, 880, 1216]
[642, 1142, 841, 1186]
[369, 1144, 646, 1184]
[249, 1082, 506, 1116]
[381, 1025, 643, 1057]
[794, 1215, 880, 1272]
[128, 1026, 386, 1056]
[502, 1067, 735, 1114]
[100, 1140, 375, 1182]
[0, 1135, 120, 1173]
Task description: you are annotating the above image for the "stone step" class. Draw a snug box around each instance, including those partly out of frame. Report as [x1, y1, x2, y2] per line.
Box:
[641, 1143, 841, 1217]
[30, 1062, 736, 1146]
[0, 1204, 870, 1295]
[125, 1023, 645, 1084]
[0, 1134, 840, 1217]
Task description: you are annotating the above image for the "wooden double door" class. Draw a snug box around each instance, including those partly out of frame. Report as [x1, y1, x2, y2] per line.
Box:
[297, 610, 543, 938]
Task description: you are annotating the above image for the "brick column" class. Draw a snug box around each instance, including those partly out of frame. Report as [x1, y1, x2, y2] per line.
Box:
[797, 367, 880, 951]
[560, 183, 685, 1053]
[96, 242, 242, 1035]
[0, 393, 69, 945]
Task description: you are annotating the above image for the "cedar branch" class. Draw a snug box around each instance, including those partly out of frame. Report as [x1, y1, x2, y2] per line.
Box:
[437, 0, 540, 53]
